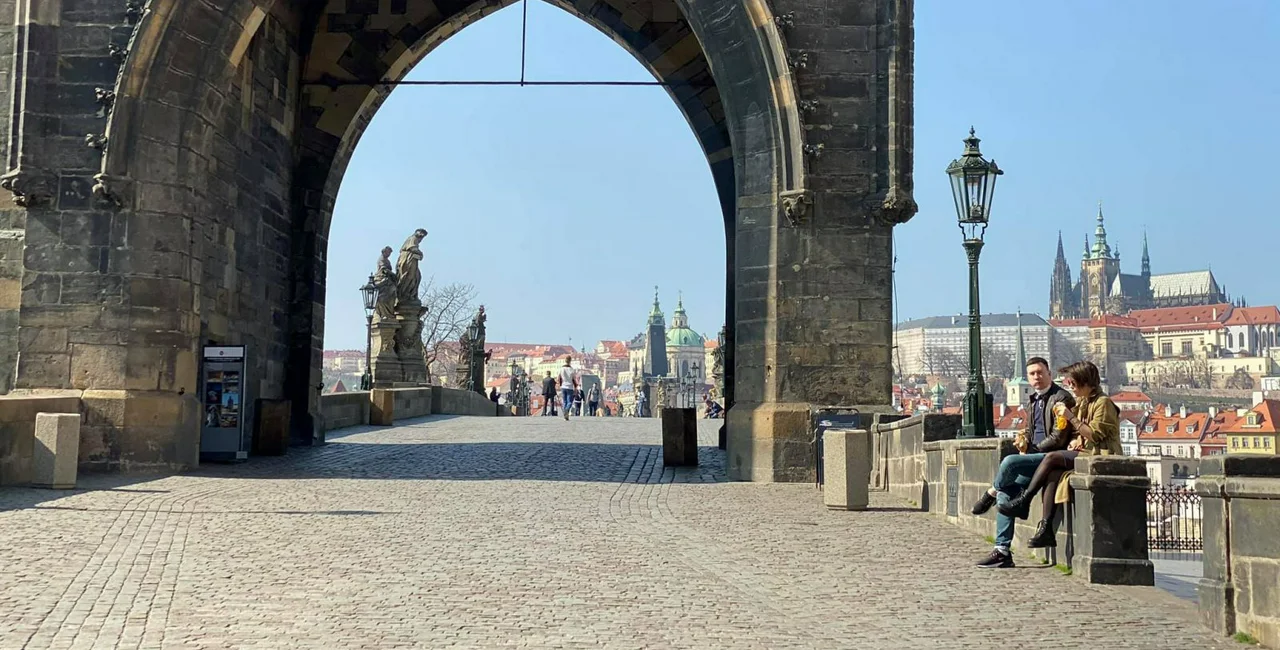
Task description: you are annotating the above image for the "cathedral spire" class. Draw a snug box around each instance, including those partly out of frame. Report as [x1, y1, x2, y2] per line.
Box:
[1013, 311, 1027, 380]
[1091, 201, 1112, 259]
[1055, 231, 1065, 262]
[1141, 231, 1151, 277]
[1082, 234, 1090, 260]
[648, 286, 664, 326]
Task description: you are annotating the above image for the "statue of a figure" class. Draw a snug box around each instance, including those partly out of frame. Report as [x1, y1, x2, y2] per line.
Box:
[395, 228, 428, 306]
[372, 246, 398, 322]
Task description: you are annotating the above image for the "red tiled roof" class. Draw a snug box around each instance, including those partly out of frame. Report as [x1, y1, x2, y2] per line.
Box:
[1129, 304, 1232, 330]
[1117, 409, 1147, 425]
[1111, 390, 1153, 404]
[1091, 315, 1140, 328]
[1201, 409, 1244, 446]
[1139, 411, 1208, 441]
[1223, 306, 1280, 327]
[1220, 400, 1280, 434]
[994, 406, 1027, 431]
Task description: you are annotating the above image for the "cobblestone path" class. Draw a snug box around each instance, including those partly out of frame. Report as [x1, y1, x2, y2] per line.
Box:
[0, 416, 1230, 649]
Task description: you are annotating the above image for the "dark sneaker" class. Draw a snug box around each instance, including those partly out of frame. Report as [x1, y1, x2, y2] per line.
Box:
[976, 549, 1014, 569]
[971, 492, 997, 515]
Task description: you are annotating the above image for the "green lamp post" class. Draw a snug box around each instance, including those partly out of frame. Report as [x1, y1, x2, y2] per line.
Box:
[946, 127, 1003, 438]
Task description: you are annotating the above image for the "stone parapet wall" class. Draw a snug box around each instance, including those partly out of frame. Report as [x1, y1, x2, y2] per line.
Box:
[870, 413, 958, 504]
[0, 395, 81, 485]
[433, 387, 498, 418]
[319, 392, 370, 432]
[391, 388, 432, 420]
[1198, 455, 1280, 648]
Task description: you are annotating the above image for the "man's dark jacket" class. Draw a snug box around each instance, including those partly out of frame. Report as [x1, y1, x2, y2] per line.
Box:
[1024, 383, 1077, 452]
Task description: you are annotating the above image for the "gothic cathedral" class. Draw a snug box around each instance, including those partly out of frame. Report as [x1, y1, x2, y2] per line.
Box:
[1049, 204, 1230, 319]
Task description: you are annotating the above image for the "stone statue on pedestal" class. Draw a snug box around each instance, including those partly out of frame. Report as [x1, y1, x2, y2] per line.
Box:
[372, 246, 397, 322]
[454, 306, 488, 393]
[395, 228, 427, 305]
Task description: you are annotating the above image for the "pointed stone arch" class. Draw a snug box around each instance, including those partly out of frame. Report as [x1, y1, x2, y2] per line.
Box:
[3, 0, 914, 481]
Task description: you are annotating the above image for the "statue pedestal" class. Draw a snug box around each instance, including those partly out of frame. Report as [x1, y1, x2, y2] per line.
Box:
[371, 318, 403, 386]
[395, 305, 429, 385]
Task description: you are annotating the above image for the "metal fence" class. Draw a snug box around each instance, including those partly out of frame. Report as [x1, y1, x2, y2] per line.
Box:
[1146, 485, 1203, 552]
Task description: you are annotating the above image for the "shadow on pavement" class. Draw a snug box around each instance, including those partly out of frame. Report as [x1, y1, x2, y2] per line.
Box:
[192, 441, 726, 484]
[0, 474, 176, 513]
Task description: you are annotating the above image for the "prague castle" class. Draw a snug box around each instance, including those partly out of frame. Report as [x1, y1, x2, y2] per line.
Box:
[1049, 204, 1232, 319]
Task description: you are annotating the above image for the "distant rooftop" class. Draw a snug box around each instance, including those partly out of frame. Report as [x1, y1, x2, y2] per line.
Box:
[896, 313, 1049, 331]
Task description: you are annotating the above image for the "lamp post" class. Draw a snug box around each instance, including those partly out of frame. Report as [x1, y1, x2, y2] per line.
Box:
[359, 275, 377, 391]
[946, 127, 1003, 438]
[464, 321, 480, 393]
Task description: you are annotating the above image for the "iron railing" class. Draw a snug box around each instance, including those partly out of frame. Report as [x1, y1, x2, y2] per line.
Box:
[1146, 485, 1202, 552]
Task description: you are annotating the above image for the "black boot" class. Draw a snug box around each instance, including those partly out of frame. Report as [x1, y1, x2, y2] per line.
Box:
[1028, 519, 1057, 548]
[997, 491, 1033, 518]
[971, 492, 997, 516]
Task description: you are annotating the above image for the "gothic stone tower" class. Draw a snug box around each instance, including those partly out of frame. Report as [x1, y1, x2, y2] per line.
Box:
[1080, 204, 1120, 317]
[1049, 232, 1076, 319]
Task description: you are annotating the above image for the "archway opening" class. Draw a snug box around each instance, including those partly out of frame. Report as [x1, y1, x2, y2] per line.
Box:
[306, 0, 735, 422]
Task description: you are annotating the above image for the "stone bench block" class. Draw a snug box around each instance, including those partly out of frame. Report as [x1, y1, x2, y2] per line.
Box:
[661, 408, 697, 467]
[33, 413, 80, 489]
[370, 389, 394, 426]
[1068, 455, 1154, 586]
[824, 428, 870, 511]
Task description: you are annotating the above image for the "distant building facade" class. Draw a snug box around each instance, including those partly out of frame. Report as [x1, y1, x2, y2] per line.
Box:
[893, 313, 1051, 378]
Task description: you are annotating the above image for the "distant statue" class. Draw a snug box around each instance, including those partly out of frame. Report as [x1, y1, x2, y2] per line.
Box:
[395, 228, 428, 305]
[372, 246, 397, 322]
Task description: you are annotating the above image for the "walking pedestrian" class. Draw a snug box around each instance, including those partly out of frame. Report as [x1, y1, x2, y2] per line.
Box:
[587, 384, 601, 416]
[558, 357, 577, 421]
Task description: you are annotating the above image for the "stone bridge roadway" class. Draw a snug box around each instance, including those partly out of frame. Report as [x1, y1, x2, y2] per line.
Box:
[0, 417, 1231, 649]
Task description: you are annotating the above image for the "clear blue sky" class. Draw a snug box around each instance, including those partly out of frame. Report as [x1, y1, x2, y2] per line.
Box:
[324, 0, 1279, 351]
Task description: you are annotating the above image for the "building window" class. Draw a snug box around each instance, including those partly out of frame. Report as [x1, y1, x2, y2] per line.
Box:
[1094, 344, 1103, 354]
[1181, 341, 1194, 355]
[1230, 438, 1237, 448]
[1267, 438, 1274, 449]
[1164, 445, 1172, 456]
[1254, 437, 1262, 448]
[1161, 342, 1173, 356]
[1176, 446, 1186, 458]
[1239, 333, 1246, 348]
[1093, 330, 1101, 340]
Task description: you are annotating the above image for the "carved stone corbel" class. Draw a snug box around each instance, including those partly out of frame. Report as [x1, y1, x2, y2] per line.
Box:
[85, 134, 108, 150]
[803, 143, 824, 157]
[875, 187, 919, 226]
[798, 99, 819, 115]
[788, 51, 809, 72]
[91, 173, 133, 210]
[780, 189, 812, 227]
[0, 168, 55, 208]
[774, 12, 794, 29]
[94, 88, 116, 118]
[108, 44, 127, 64]
[125, 0, 145, 25]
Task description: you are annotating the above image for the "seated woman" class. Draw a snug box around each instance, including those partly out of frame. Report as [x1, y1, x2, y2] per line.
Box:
[997, 360, 1122, 548]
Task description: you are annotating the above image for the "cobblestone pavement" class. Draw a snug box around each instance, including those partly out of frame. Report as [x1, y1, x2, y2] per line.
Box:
[0, 416, 1231, 649]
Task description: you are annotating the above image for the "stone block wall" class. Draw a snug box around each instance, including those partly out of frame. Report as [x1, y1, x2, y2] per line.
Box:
[319, 392, 369, 432]
[1198, 455, 1280, 648]
[433, 387, 498, 418]
[391, 388, 432, 420]
[871, 413, 958, 504]
[0, 395, 82, 485]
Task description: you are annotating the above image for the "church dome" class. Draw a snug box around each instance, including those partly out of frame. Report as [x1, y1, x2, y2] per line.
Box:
[666, 327, 704, 348]
[665, 293, 704, 348]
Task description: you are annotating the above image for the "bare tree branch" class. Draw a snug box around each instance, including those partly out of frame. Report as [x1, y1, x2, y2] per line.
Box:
[417, 277, 477, 385]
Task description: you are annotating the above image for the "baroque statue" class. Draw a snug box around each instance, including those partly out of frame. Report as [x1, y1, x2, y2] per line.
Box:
[372, 246, 398, 322]
[395, 228, 428, 306]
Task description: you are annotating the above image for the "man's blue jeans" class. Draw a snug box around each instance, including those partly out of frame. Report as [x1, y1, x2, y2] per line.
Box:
[993, 452, 1046, 550]
[561, 388, 575, 417]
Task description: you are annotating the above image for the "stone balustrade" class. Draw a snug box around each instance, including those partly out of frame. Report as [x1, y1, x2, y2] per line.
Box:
[1197, 455, 1280, 648]
[868, 413, 1153, 585]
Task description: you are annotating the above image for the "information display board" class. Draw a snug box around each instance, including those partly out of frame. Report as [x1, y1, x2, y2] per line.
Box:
[200, 345, 249, 461]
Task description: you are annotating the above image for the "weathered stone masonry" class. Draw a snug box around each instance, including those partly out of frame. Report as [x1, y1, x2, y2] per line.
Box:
[1, 0, 914, 480]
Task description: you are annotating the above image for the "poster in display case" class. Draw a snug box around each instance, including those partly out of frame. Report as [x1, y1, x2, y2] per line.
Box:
[200, 346, 249, 461]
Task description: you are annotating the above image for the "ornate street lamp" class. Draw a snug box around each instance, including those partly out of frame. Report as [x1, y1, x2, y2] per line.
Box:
[359, 274, 377, 390]
[946, 127, 1003, 438]
[464, 321, 481, 392]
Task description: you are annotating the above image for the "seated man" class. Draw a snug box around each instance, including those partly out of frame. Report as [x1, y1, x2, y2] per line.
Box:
[702, 394, 723, 419]
[971, 356, 1075, 568]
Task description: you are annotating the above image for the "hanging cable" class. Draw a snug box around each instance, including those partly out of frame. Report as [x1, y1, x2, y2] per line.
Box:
[519, 0, 529, 85]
